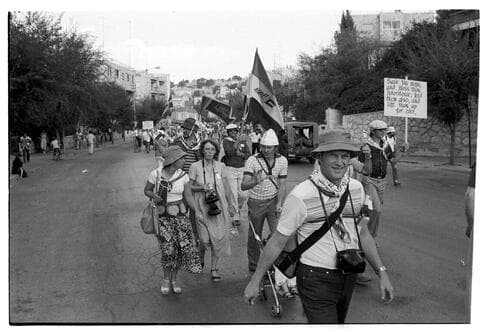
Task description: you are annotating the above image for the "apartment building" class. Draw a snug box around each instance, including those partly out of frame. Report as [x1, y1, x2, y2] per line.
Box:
[353, 10, 435, 44]
[100, 58, 136, 96]
[135, 70, 171, 102]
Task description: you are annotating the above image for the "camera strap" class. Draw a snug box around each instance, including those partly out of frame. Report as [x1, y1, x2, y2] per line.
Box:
[285, 181, 349, 262]
[318, 184, 363, 252]
[254, 155, 278, 189]
[202, 159, 217, 188]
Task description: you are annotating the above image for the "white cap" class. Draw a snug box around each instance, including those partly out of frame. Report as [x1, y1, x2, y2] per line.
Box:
[225, 123, 238, 130]
[386, 126, 395, 133]
[261, 129, 279, 146]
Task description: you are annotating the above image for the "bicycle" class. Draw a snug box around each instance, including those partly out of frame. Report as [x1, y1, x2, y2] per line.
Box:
[53, 148, 62, 161]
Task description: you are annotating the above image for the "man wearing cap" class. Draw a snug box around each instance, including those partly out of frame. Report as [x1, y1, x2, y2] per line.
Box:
[385, 126, 402, 186]
[241, 129, 288, 273]
[244, 129, 394, 323]
[172, 118, 201, 173]
[358, 120, 395, 240]
[222, 123, 251, 231]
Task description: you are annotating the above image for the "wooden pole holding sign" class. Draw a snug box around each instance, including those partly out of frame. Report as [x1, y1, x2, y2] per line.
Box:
[384, 77, 427, 150]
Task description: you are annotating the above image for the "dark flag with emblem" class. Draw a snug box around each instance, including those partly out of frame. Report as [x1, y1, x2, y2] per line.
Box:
[200, 95, 235, 124]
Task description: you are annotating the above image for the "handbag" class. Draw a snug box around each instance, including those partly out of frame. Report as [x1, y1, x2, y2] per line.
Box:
[140, 201, 158, 234]
[140, 169, 162, 235]
[274, 180, 350, 278]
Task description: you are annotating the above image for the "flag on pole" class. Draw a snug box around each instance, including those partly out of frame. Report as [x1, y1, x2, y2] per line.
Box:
[161, 95, 173, 118]
[200, 95, 235, 124]
[244, 49, 284, 132]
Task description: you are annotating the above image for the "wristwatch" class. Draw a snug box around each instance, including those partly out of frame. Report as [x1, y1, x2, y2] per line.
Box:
[376, 265, 387, 275]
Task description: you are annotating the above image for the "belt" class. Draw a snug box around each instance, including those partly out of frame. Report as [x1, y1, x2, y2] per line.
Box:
[298, 262, 341, 274]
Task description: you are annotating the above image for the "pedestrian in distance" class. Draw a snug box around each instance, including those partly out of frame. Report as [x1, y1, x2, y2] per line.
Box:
[385, 126, 402, 186]
[51, 137, 62, 160]
[87, 131, 95, 155]
[358, 120, 395, 240]
[241, 129, 287, 273]
[243, 129, 394, 324]
[40, 131, 47, 154]
[187, 139, 234, 282]
[222, 123, 251, 235]
[142, 129, 151, 153]
[19, 133, 32, 163]
[144, 146, 202, 295]
[12, 153, 28, 178]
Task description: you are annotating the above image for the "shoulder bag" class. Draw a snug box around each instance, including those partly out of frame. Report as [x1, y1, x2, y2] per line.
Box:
[140, 169, 161, 235]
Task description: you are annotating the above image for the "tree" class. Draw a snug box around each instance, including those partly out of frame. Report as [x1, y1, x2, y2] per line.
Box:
[135, 97, 166, 124]
[294, 10, 382, 123]
[377, 21, 479, 164]
[9, 12, 130, 142]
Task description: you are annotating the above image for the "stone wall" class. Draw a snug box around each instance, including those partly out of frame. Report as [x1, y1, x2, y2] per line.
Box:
[343, 110, 478, 157]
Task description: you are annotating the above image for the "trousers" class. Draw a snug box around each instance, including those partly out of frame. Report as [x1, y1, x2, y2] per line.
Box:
[362, 176, 386, 238]
[247, 196, 278, 271]
[226, 166, 248, 221]
[296, 263, 357, 324]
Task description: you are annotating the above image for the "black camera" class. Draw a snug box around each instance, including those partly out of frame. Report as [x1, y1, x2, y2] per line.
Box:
[204, 189, 222, 216]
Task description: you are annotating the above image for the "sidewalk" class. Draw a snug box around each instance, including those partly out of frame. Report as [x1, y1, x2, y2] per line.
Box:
[400, 155, 473, 173]
[8, 137, 128, 186]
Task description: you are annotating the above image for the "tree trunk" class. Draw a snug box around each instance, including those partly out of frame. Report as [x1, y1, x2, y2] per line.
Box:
[449, 123, 455, 165]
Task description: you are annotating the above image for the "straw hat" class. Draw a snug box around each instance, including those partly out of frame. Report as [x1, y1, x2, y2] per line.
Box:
[312, 129, 358, 155]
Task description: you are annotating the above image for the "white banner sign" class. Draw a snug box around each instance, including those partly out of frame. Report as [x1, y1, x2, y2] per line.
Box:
[384, 78, 427, 119]
[142, 121, 154, 130]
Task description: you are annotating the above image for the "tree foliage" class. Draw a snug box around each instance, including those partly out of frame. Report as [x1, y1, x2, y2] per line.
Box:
[9, 11, 132, 139]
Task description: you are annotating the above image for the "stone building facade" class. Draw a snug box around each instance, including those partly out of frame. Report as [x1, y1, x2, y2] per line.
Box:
[342, 109, 478, 158]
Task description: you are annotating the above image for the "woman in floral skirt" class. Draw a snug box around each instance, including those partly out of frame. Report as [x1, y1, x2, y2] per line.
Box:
[144, 146, 202, 295]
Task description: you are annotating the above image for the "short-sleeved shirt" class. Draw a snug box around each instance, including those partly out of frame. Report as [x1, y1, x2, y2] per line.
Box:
[277, 176, 367, 270]
[147, 168, 189, 203]
[20, 136, 31, 149]
[171, 139, 200, 173]
[87, 134, 95, 144]
[249, 132, 261, 143]
[244, 154, 288, 200]
[51, 140, 60, 149]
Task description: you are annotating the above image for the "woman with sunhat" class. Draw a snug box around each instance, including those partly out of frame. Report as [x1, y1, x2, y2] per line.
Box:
[144, 146, 202, 295]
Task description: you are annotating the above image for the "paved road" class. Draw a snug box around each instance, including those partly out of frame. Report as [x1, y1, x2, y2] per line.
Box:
[9, 141, 471, 323]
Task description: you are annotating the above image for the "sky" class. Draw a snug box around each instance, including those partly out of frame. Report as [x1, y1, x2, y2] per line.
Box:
[58, 11, 344, 82]
[56, 8, 436, 82]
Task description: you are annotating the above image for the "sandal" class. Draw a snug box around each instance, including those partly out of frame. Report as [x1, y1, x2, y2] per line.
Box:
[211, 269, 221, 282]
[171, 281, 182, 294]
[289, 285, 299, 295]
[277, 285, 294, 299]
[160, 280, 170, 295]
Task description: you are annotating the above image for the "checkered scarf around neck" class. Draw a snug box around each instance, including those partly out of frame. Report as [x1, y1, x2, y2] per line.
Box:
[308, 169, 350, 198]
[309, 169, 353, 243]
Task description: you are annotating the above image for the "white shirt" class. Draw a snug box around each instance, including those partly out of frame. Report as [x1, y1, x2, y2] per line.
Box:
[51, 139, 60, 149]
[277, 177, 367, 270]
[147, 169, 189, 203]
[87, 133, 95, 144]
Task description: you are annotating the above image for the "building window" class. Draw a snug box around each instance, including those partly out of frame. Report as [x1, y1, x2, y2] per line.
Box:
[383, 20, 401, 30]
[383, 21, 391, 29]
[392, 21, 400, 29]
[115, 69, 119, 78]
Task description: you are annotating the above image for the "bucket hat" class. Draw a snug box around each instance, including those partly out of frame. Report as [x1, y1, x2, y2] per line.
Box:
[312, 129, 358, 155]
[156, 145, 187, 167]
[182, 118, 199, 131]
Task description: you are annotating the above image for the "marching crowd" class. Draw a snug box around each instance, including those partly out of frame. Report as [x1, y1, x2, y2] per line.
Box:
[142, 117, 404, 324]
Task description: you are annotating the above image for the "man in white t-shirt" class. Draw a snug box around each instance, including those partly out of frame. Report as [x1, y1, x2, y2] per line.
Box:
[249, 127, 262, 154]
[244, 129, 394, 324]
